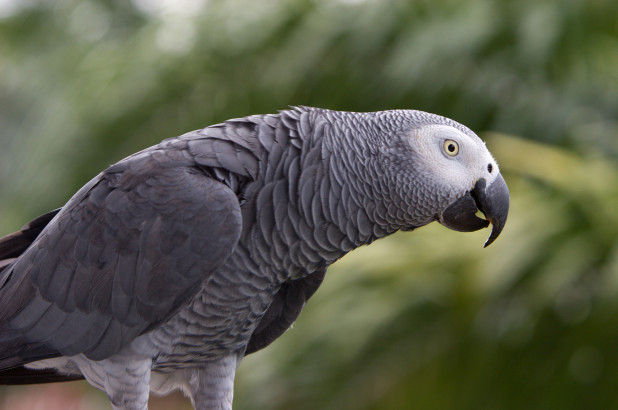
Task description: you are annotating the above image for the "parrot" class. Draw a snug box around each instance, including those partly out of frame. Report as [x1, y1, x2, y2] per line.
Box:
[0, 107, 509, 409]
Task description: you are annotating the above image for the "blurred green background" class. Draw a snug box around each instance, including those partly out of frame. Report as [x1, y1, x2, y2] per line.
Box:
[1, 0, 617, 409]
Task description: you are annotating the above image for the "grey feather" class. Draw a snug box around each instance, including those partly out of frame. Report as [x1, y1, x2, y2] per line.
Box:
[0, 107, 508, 410]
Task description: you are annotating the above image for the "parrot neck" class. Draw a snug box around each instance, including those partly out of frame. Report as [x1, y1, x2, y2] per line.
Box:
[320, 110, 422, 232]
[238, 109, 403, 282]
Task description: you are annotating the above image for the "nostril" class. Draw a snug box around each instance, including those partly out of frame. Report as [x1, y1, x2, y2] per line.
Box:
[487, 163, 493, 173]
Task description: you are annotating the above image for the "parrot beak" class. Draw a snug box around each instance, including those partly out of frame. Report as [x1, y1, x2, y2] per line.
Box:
[438, 174, 510, 247]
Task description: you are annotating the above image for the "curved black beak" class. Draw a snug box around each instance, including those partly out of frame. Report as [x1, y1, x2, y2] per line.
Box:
[438, 174, 510, 247]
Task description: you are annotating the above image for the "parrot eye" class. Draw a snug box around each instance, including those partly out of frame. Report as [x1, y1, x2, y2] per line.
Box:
[443, 139, 459, 156]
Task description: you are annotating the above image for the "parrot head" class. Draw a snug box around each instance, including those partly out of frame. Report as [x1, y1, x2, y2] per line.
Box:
[401, 119, 510, 247]
[307, 108, 509, 247]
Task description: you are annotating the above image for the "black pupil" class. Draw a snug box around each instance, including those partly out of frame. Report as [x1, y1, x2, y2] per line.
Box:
[448, 143, 456, 152]
[488, 163, 493, 173]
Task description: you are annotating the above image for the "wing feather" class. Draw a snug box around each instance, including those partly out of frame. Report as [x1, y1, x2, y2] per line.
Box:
[245, 269, 326, 355]
[0, 147, 242, 366]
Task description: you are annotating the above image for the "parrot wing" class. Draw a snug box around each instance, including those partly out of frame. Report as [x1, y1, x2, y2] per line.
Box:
[0, 147, 242, 369]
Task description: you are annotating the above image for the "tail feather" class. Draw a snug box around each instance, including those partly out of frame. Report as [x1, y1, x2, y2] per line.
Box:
[0, 208, 61, 261]
[0, 366, 83, 385]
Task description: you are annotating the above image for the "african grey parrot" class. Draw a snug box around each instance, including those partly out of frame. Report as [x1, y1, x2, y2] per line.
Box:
[0, 107, 509, 409]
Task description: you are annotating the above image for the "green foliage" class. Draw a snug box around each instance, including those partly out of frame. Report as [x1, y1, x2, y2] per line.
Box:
[0, 0, 617, 408]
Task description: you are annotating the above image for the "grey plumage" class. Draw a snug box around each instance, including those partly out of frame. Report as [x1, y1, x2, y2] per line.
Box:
[0, 107, 509, 409]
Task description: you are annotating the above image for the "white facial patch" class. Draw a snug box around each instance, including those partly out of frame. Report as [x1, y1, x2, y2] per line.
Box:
[409, 124, 498, 192]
